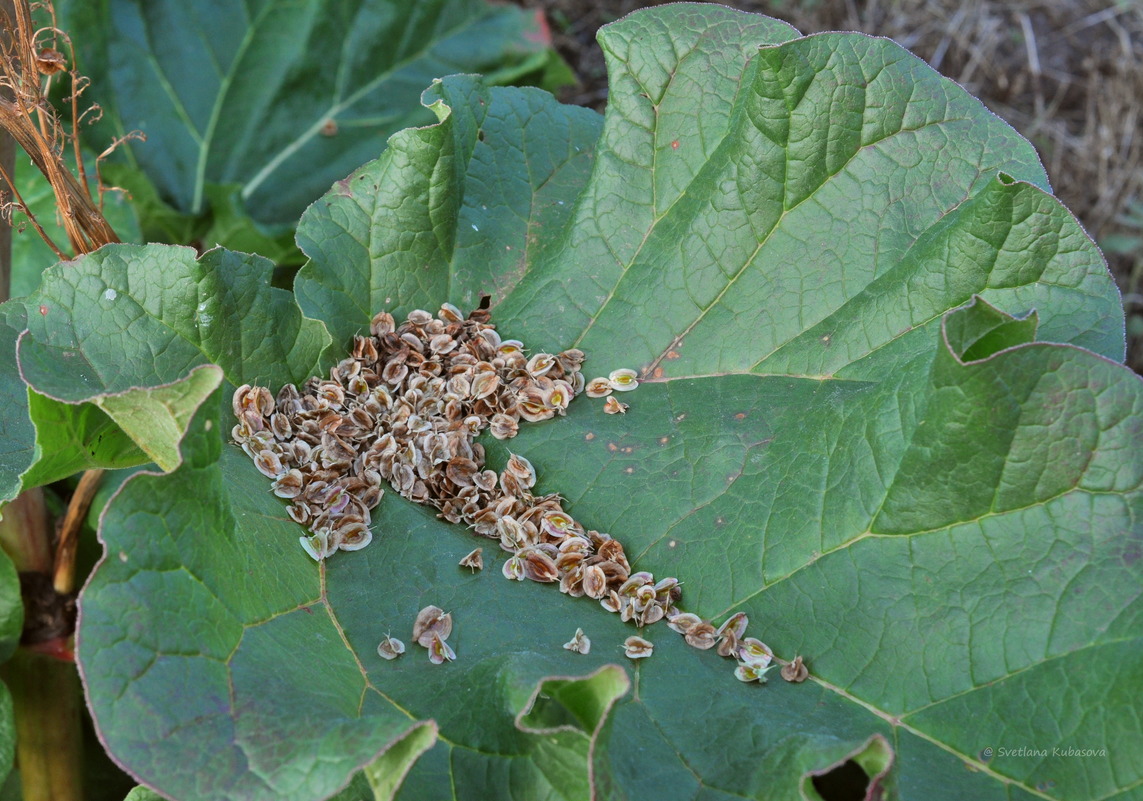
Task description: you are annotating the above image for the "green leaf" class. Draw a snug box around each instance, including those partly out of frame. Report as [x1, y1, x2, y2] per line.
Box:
[3, 244, 330, 493]
[70, 0, 557, 232]
[0, 307, 34, 506]
[72, 5, 1141, 801]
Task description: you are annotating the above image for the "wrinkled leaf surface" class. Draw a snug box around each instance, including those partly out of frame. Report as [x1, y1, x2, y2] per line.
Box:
[65, 6, 1143, 801]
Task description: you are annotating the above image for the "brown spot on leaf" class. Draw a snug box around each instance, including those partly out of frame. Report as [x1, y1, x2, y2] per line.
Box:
[320, 119, 338, 137]
[607, 442, 618, 452]
[658, 436, 669, 445]
[585, 432, 595, 441]
[734, 412, 746, 420]
[666, 350, 680, 360]
[652, 367, 665, 378]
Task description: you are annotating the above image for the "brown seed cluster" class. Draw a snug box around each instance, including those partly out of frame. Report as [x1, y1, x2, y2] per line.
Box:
[231, 303, 588, 560]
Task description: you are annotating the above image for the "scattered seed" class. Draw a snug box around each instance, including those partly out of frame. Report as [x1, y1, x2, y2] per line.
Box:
[459, 548, 484, 571]
[608, 368, 639, 391]
[413, 605, 452, 647]
[781, 655, 809, 683]
[734, 661, 776, 683]
[563, 627, 591, 654]
[377, 635, 405, 660]
[623, 635, 654, 659]
[603, 397, 628, 414]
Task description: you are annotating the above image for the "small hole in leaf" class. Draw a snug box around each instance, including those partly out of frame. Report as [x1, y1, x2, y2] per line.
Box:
[477, 128, 485, 142]
[811, 759, 870, 801]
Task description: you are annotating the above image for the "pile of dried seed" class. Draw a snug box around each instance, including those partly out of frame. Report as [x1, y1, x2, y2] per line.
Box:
[234, 304, 803, 680]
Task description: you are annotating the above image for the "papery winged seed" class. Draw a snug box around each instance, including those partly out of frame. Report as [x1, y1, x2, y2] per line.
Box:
[254, 450, 285, 478]
[427, 632, 456, 665]
[407, 309, 433, 326]
[685, 622, 717, 650]
[585, 378, 612, 398]
[300, 532, 330, 561]
[371, 311, 395, 336]
[439, 303, 463, 323]
[619, 572, 654, 595]
[734, 662, 773, 683]
[603, 397, 628, 414]
[716, 612, 748, 640]
[608, 368, 639, 391]
[413, 606, 452, 647]
[639, 604, 665, 626]
[563, 628, 590, 655]
[459, 548, 483, 571]
[526, 353, 555, 377]
[505, 453, 536, 487]
[781, 656, 809, 683]
[522, 550, 559, 583]
[737, 638, 774, 668]
[337, 523, 372, 551]
[377, 636, 405, 660]
[623, 636, 654, 659]
[716, 629, 739, 658]
[582, 565, 608, 599]
[502, 555, 525, 581]
[272, 469, 305, 499]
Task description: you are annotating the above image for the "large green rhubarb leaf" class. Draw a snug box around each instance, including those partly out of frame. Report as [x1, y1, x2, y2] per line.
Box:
[69, 5, 1140, 801]
[69, 0, 556, 234]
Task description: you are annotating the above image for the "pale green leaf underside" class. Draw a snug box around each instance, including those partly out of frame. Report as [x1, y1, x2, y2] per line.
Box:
[73, 5, 1141, 801]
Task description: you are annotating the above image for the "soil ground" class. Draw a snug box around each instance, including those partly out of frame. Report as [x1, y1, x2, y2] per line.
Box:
[517, 0, 1143, 370]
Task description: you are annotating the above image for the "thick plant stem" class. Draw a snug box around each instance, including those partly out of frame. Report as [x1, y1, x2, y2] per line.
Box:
[0, 648, 83, 801]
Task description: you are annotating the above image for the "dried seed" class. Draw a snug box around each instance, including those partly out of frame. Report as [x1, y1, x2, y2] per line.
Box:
[272, 469, 305, 499]
[337, 522, 372, 551]
[522, 550, 559, 583]
[377, 635, 405, 660]
[737, 638, 773, 668]
[413, 606, 453, 647]
[502, 554, 525, 581]
[608, 368, 639, 392]
[585, 377, 612, 398]
[734, 661, 775, 683]
[716, 612, 748, 641]
[623, 635, 654, 659]
[427, 631, 456, 664]
[582, 565, 608, 599]
[254, 449, 285, 479]
[603, 397, 628, 414]
[299, 531, 332, 561]
[459, 548, 484, 571]
[684, 622, 717, 650]
[781, 656, 808, 683]
[526, 353, 556, 377]
[563, 628, 591, 655]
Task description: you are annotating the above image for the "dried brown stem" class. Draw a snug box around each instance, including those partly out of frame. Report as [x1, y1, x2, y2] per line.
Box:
[0, 0, 119, 258]
[52, 468, 103, 595]
[0, 154, 66, 260]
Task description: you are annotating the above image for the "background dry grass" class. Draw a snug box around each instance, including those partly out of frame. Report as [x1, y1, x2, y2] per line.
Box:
[520, 0, 1143, 370]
